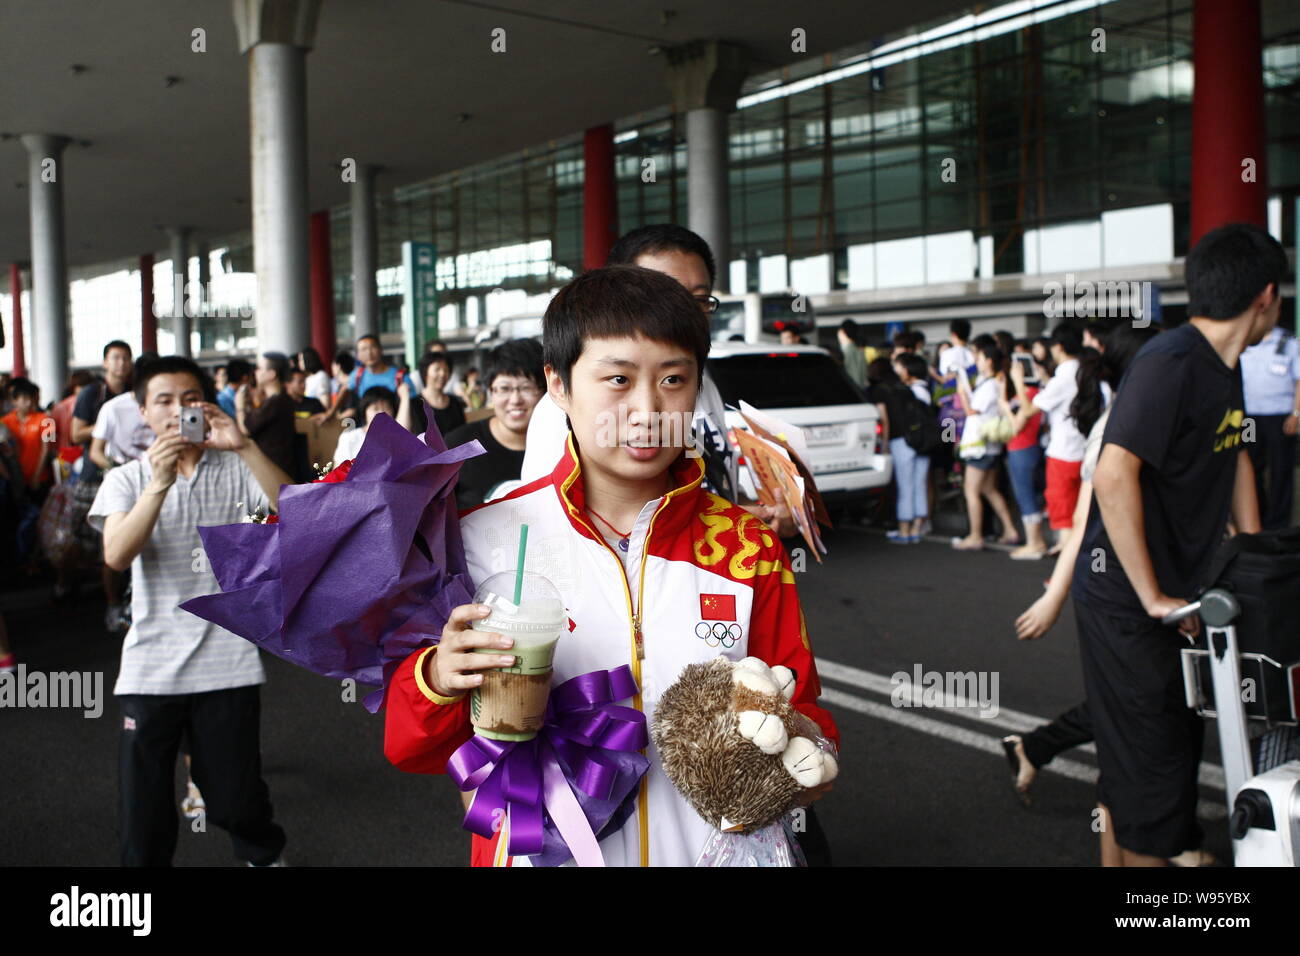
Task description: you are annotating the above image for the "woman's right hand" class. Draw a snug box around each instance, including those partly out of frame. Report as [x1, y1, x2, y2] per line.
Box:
[1015, 592, 1065, 640]
[425, 603, 516, 698]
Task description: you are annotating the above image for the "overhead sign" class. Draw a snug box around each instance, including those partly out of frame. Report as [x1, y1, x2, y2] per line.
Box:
[401, 241, 438, 369]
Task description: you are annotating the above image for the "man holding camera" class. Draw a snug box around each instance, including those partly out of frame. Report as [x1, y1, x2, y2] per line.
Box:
[88, 356, 292, 867]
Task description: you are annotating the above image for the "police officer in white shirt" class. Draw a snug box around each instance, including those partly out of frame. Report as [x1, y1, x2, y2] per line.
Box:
[1241, 325, 1300, 528]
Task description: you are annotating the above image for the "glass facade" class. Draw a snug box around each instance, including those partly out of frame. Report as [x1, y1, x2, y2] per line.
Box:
[4, 0, 1299, 372]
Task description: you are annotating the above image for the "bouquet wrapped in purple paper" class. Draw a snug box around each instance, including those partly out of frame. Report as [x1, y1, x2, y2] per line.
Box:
[181, 411, 485, 711]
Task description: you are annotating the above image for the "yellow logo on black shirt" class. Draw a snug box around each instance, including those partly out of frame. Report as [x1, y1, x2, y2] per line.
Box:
[1213, 408, 1244, 452]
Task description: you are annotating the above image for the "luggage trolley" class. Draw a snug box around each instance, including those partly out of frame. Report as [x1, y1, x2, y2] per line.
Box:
[1165, 589, 1300, 866]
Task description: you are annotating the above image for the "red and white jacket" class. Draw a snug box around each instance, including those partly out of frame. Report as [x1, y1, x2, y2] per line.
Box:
[384, 434, 839, 867]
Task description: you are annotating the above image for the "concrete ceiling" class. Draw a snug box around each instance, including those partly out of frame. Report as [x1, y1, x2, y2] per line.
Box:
[0, 0, 971, 268]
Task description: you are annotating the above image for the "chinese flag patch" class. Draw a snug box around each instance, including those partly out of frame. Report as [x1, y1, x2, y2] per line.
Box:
[699, 593, 736, 621]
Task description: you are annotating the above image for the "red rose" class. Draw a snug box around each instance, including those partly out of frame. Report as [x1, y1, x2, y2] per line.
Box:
[315, 459, 354, 484]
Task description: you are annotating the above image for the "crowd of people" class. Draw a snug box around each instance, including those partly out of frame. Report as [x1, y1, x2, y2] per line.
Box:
[836, 294, 1296, 567]
[0, 223, 816, 867]
[1, 219, 1295, 869]
[840, 223, 1294, 867]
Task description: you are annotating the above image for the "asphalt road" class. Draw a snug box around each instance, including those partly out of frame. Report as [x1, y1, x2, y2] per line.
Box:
[0, 524, 1233, 866]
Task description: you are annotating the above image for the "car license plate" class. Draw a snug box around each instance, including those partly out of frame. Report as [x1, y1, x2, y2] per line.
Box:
[812, 456, 866, 474]
[807, 424, 846, 446]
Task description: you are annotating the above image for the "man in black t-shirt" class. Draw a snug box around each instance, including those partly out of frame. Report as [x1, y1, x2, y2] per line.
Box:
[1073, 223, 1282, 867]
[445, 339, 545, 510]
[72, 340, 134, 481]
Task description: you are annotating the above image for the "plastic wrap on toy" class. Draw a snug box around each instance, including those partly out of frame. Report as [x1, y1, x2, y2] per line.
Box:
[791, 710, 838, 761]
[695, 814, 808, 867]
[693, 713, 835, 867]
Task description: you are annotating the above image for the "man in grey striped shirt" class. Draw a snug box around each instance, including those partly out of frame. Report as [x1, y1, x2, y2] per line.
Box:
[89, 356, 293, 867]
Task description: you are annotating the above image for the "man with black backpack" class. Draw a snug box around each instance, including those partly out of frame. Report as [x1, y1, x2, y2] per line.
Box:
[1074, 222, 1280, 867]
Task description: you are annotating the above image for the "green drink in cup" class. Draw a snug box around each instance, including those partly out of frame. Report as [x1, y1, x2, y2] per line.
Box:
[469, 570, 566, 741]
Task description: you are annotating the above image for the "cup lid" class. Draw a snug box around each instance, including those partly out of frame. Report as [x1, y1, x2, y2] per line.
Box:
[473, 571, 565, 633]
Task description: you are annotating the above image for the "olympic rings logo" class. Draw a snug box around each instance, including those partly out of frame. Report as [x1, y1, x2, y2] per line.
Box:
[695, 620, 742, 648]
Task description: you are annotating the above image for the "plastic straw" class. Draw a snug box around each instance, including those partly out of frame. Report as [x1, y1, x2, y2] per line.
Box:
[513, 524, 529, 604]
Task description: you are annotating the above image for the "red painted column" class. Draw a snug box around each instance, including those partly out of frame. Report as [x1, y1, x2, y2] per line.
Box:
[1191, 0, 1267, 246]
[583, 124, 618, 271]
[309, 211, 336, 363]
[139, 254, 157, 354]
[8, 263, 26, 378]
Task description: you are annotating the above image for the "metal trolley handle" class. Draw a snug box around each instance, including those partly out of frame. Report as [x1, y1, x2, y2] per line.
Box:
[1161, 588, 1240, 629]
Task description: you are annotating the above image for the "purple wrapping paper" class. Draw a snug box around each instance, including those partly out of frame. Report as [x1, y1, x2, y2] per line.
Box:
[181, 406, 485, 711]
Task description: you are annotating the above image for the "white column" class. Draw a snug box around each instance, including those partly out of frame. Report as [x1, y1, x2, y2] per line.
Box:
[665, 41, 748, 294]
[686, 107, 729, 290]
[351, 164, 379, 340]
[234, 0, 322, 356]
[167, 227, 192, 356]
[20, 134, 70, 399]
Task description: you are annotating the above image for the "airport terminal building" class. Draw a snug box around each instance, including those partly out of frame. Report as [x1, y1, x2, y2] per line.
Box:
[2, 0, 1298, 383]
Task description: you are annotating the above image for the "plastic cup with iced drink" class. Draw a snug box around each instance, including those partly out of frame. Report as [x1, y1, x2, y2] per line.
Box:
[469, 571, 566, 741]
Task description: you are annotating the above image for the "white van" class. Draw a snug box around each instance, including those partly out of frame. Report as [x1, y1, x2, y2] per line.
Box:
[706, 341, 892, 500]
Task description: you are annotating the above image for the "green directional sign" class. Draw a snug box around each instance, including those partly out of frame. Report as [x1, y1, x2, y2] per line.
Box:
[401, 241, 438, 369]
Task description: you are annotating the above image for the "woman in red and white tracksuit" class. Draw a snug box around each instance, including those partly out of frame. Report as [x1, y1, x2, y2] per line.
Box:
[384, 435, 840, 867]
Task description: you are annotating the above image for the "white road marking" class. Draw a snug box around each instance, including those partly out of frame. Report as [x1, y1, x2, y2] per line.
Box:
[819, 686, 1100, 785]
[816, 658, 1228, 802]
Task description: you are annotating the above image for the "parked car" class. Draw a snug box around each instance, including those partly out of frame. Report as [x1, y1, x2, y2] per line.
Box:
[705, 341, 891, 503]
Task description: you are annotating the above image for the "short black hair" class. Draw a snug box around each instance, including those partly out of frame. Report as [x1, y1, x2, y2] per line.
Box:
[971, 333, 996, 352]
[866, 357, 899, 386]
[1049, 323, 1084, 356]
[1083, 320, 1111, 343]
[419, 350, 452, 380]
[895, 352, 928, 382]
[1186, 222, 1288, 320]
[134, 352, 159, 381]
[606, 224, 717, 288]
[543, 265, 709, 392]
[103, 340, 132, 360]
[839, 318, 862, 345]
[261, 351, 290, 384]
[949, 319, 971, 342]
[299, 346, 324, 374]
[485, 337, 546, 392]
[225, 357, 253, 384]
[333, 351, 356, 376]
[360, 385, 397, 416]
[357, 334, 381, 348]
[7, 376, 38, 402]
[135, 356, 215, 405]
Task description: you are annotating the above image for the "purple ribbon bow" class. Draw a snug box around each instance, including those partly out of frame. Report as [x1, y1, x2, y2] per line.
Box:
[447, 665, 650, 867]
